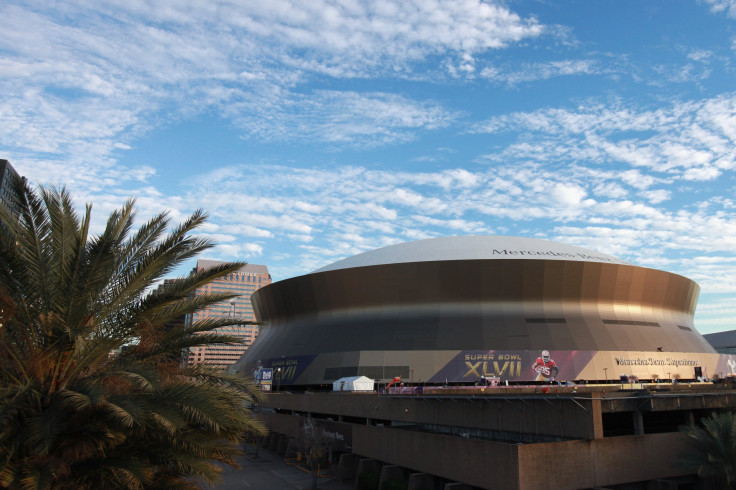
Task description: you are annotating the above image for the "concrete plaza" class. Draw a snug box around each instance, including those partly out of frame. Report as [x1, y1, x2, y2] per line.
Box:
[217, 446, 353, 490]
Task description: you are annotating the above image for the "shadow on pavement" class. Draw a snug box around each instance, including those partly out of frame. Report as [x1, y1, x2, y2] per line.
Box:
[216, 445, 354, 490]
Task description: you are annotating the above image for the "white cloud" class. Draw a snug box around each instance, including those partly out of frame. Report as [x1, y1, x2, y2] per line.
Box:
[0, 0, 543, 168]
[704, 0, 736, 18]
[287, 234, 314, 243]
[593, 182, 628, 199]
[619, 170, 660, 190]
[220, 225, 274, 238]
[294, 201, 323, 213]
[639, 189, 671, 204]
[222, 0, 544, 76]
[175, 162, 736, 288]
[215, 242, 264, 258]
[413, 215, 491, 233]
[471, 93, 736, 185]
[549, 183, 587, 207]
[479, 59, 598, 85]
[687, 49, 714, 62]
[230, 91, 457, 147]
[682, 166, 721, 180]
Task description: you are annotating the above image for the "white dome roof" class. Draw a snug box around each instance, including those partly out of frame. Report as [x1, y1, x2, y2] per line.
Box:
[313, 235, 630, 273]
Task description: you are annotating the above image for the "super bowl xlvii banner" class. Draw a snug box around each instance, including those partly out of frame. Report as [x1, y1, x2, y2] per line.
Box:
[249, 355, 318, 386]
[428, 350, 596, 383]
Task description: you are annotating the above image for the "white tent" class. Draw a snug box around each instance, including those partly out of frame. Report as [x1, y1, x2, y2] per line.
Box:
[332, 375, 375, 392]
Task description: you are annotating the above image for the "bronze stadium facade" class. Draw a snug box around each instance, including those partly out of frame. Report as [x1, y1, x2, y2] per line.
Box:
[232, 236, 731, 388]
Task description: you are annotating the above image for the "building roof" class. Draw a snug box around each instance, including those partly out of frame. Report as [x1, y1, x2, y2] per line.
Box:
[313, 235, 630, 273]
[704, 330, 736, 350]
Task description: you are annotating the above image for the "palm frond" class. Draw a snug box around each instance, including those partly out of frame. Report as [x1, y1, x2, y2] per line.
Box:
[680, 411, 736, 488]
[0, 183, 266, 489]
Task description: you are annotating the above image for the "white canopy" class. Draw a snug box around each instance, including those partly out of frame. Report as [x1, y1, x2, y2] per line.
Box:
[332, 375, 375, 392]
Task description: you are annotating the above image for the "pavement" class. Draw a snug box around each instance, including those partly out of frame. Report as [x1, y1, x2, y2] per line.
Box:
[216, 445, 355, 490]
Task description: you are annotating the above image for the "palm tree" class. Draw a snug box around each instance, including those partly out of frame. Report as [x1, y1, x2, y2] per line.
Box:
[680, 411, 736, 488]
[0, 179, 267, 489]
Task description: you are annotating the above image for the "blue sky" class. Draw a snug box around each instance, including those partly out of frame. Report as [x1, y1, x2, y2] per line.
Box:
[3, 0, 736, 333]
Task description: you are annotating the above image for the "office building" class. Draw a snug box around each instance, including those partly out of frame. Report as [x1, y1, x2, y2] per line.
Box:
[186, 260, 271, 369]
[154, 278, 187, 352]
[0, 159, 25, 218]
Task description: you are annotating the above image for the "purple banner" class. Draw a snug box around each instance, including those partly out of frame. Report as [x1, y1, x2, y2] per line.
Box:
[715, 354, 736, 379]
[250, 355, 317, 385]
[428, 350, 596, 383]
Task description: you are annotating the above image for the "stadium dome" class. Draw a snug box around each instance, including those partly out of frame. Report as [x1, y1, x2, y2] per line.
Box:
[313, 235, 630, 272]
[233, 236, 725, 388]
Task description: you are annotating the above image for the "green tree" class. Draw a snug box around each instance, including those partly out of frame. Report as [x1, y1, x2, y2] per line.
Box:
[0, 180, 267, 489]
[680, 411, 736, 489]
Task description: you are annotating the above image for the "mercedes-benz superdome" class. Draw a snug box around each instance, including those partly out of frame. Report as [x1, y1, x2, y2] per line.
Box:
[232, 235, 732, 388]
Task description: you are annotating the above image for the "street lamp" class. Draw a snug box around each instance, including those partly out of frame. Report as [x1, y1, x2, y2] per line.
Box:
[276, 367, 282, 392]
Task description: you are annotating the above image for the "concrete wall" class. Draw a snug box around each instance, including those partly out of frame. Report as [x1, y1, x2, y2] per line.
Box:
[261, 392, 600, 440]
[352, 423, 520, 490]
[259, 409, 302, 436]
[517, 432, 690, 490]
[258, 411, 693, 490]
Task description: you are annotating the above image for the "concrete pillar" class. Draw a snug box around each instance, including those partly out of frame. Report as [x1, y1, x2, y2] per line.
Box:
[633, 411, 644, 435]
[591, 398, 604, 439]
[378, 465, 405, 490]
[647, 480, 679, 490]
[275, 434, 289, 456]
[284, 438, 298, 459]
[443, 483, 473, 490]
[267, 432, 279, 450]
[356, 459, 382, 489]
[336, 453, 359, 482]
[408, 473, 435, 490]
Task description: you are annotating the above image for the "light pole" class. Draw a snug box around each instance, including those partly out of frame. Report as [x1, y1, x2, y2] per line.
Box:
[276, 367, 282, 392]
